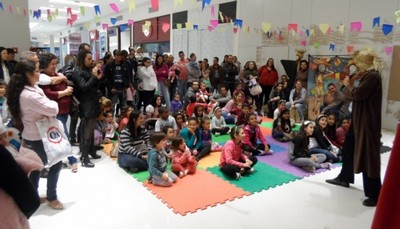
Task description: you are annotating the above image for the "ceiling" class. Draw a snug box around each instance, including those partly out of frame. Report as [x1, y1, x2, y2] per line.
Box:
[28, 0, 141, 43]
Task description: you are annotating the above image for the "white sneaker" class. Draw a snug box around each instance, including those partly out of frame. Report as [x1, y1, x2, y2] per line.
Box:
[245, 168, 255, 174]
[302, 166, 316, 173]
[235, 172, 241, 180]
[321, 163, 332, 170]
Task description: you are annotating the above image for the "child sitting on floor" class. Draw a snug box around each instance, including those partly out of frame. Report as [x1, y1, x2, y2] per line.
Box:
[104, 112, 119, 143]
[219, 126, 258, 180]
[174, 112, 186, 134]
[180, 117, 211, 161]
[147, 132, 178, 187]
[186, 95, 208, 118]
[162, 125, 176, 157]
[211, 107, 230, 136]
[200, 116, 222, 151]
[196, 81, 211, 103]
[170, 93, 183, 114]
[272, 109, 294, 142]
[243, 113, 272, 156]
[236, 103, 251, 126]
[171, 136, 197, 178]
[336, 116, 351, 148]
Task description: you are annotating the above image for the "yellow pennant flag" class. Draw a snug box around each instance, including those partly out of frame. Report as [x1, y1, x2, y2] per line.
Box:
[176, 23, 182, 29]
[55, 8, 59, 17]
[129, 0, 136, 12]
[313, 42, 320, 48]
[80, 6, 85, 16]
[395, 10, 400, 23]
[186, 22, 193, 30]
[174, 0, 183, 8]
[16, 7, 21, 15]
[84, 22, 91, 30]
[310, 28, 315, 36]
[94, 16, 101, 23]
[145, 20, 151, 27]
[47, 15, 53, 22]
[219, 11, 224, 22]
[319, 24, 330, 34]
[339, 25, 345, 34]
[262, 22, 271, 33]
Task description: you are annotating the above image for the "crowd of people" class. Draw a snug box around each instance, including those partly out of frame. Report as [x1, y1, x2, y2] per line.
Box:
[0, 44, 384, 227]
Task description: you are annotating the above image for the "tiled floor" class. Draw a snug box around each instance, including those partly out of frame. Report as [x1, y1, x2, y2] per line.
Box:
[29, 129, 395, 229]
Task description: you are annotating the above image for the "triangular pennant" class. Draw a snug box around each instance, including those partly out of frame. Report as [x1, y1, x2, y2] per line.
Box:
[80, 6, 85, 16]
[129, 0, 136, 12]
[347, 45, 354, 54]
[162, 22, 170, 33]
[94, 5, 101, 15]
[211, 5, 215, 17]
[120, 24, 128, 32]
[319, 24, 329, 34]
[382, 24, 393, 36]
[174, 0, 183, 8]
[202, 0, 211, 11]
[186, 22, 193, 30]
[208, 25, 213, 32]
[94, 16, 101, 23]
[288, 23, 298, 33]
[16, 6, 20, 15]
[385, 46, 393, 55]
[262, 22, 271, 33]
[151, 0, 159, 11]
[329, 43, 335, 51]
[8, 5, 12, 13]
[234, 19, 243, 28]
[84, 22, 91, 30]
[102, 23, 109, 30]
[338, 25, 345, 34]
[0, 2, 3, 11]
[176, 23, 182, 29]
[373, 17, 380, 28]
[67, 7, 72, 16]
[128, 19, 134, 26]
[193, 25, 198, 30]
[350, 21, 362, 32]
[110, 3, 119, 13]
[210, 19, 218, 28]
[110, 18, 117, 25]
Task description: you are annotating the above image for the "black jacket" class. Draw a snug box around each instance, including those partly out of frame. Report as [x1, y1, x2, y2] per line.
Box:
[104, 61, 131, 91]
[71, 66, 101, 118]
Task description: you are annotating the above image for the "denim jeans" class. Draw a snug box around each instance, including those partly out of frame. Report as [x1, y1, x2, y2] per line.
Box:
[57, 113, 77, 165]
[24, 139, 62, 201]
[309, 147, 339, 163]
[118, 153, 148, 172]
[221, 110, 235, 124]
[177, 79, 188, 103]
[158, 81, 171, 109]
[285, 102, 306, 120]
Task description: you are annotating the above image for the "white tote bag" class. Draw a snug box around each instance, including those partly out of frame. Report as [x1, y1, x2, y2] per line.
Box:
[36, 117, 73, 167]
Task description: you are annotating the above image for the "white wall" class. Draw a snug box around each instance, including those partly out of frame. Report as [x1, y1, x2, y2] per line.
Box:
[0, 0, 30, 58]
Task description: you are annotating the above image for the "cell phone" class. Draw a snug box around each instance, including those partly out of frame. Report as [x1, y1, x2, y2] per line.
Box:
[97, 69, 101, 75]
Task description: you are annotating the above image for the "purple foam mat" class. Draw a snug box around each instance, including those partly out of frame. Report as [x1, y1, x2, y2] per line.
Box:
[266, 136, 290, 148]
[256, 152, 339, 178]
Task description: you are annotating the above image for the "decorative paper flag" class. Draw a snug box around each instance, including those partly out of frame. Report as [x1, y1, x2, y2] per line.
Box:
[319, 24, 329, 34]
[306, 29, 310, 37]
[246, 26, 251, 33]
[234, 19, 243, 28]
[16, 7, 20, 15]
[67, 7, 72, 16]
[373, 17, 380, 28]
[33, 10, 41, 19]
[110, 3, 119, 13]
[120, 24, 128, 32]
[128, 19, 134, 26]
[102, 23, 109, 30]
[211, 5, 215, 17]
[193, 24, 198, 30]
[202, 0, 211, 10]
[84, 22, 91, 30]
[24, 8, 27, 16]
[94, 16, 101, 23]
[208, 25, 213, 32]
[382, 24, 393, 36]
[385, 46, 393, 55]
[233, 27, 238, 33]
[339, 25, 345, 34]
[327, 27, 332, 35]
[186, 22, 193, 30]
[151, 0, 158, 11]
[0, 2, 3, 11]
[210, 19, 218, 28]
[219, 11, 224, 22]
[313, 42, 320, 48]
[162, 22, 170, 33]
[145, 20, 151, 26]
[67, 19, 72, 26]
[176, 23, 182, 29]
[288, 23, 298, 33]
[329, 43, 335, 51]
[350, 21, 362, 32]
[110, 18, 117, 25]
[8, 5, 12, 13]
[300, 40, 307, 47]
[298, 30, 304, 36]
[262, 22, 271, 33]
[129, 0, 135, 12]
[47, 9, 51, 17]
[395, 10, 400, 23]
[80, 6, 85, 16]
[94, 5, 101, 15]
[347, 45, 354, 54]
[174, 0, 183, 8]
[310, 28, 315, 36]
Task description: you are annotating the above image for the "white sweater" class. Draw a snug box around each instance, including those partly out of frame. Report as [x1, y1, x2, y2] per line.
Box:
[138, 66, 158, 91]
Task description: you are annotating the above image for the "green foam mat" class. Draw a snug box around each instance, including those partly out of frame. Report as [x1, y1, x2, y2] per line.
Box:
[207, 163, 299, 193]
[260, 121, 273, 128]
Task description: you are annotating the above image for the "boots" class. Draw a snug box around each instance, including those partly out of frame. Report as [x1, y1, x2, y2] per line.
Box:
[81, 145, 95, 168]
[89, 144, 101, 159]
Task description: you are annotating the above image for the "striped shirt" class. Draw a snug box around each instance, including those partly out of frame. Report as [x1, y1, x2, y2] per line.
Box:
[118, 126, 150, 158]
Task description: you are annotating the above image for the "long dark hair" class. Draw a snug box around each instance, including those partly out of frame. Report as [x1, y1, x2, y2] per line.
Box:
[76, 50, 92, 69]
[6, 60, 37, 131]
[154, 54, 164, 68]
[39, 52, 58, 72]
[127, 110, 143, 138]
[297, 121, 314, 152]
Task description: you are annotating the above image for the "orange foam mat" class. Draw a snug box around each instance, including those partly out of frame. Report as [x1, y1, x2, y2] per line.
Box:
[143, 169, 250, 215]
[260, 126, 272, 136]
[197, 151, 221, 169]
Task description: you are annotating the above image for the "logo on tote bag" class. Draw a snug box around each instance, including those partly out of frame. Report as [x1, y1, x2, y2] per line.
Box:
[47, 127, 63, 144]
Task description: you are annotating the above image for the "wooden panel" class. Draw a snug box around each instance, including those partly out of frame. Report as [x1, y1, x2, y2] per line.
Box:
[388, 46, 400, 101]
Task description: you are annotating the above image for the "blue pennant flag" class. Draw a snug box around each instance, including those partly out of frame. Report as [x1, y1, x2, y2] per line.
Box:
[0, 2, 3, 11]
[193, 25, 198, 30]
[382, 24, 393, 36]
[234, 19, 243, 28]
[202, 0, 211, 11]
[94, 5, 101, 15]
[110, 18, 117, 25]
[120, 24, 128, 32]
[306, 29, 310, 37]
[329, 43, 335, 51]
[373, 17, 380, 28]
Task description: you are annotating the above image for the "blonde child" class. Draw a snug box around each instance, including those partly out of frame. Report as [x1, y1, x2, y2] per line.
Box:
[171, 136, 197, 177]
[211, 107, 230, 135]
[147, 132, 178, 187]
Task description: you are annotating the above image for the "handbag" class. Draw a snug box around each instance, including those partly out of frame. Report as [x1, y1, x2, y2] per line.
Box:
[249, 78, 262, 96]
[35, 117, 73, 167]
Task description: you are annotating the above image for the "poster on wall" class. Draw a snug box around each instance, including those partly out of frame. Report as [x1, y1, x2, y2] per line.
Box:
[307, 55, 353, 120]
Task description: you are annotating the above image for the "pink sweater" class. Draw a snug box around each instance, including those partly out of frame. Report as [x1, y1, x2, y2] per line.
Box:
[243, 124, 267, 149]
[219, 140, 248, 168]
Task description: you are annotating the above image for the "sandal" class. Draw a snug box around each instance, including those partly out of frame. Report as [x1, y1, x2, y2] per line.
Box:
[47, 199, 64, 210]
[71, 163, 78, 173]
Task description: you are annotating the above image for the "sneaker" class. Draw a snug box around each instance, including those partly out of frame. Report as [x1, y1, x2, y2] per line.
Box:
[215, 132, 220, 136]
[302, 166, 316, 173]
[235, 172, 241, 180]
[245, 168, 255, 174]
[321, 162, 332, 170]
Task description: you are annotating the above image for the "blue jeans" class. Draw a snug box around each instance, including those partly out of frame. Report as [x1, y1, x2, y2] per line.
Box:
[57, 114, 77, 165]
[158, 81, 171, 109]
[309, 147, 339, 163]
[285, 102, 306, 120]
[24, 139, 62, 201]
[118, 153, 148, 172]
[177, 79, 188, 103]
[221, 110, 235, 124]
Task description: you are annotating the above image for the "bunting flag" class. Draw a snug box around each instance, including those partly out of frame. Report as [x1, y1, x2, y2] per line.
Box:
[319, 24, 329, 34]
[67, 19, 73, 26]
[219, 11, 224, 22]
[382, 24, 393, 36]
[162, 22, 170, 33]
[67, 7, 72, 16]
[385, 46, 393, 55]
[395, 10, 400, 23]
[185, 22, 193, 30]
[102, 23, 109, 30]
[16, 7, 20, 15]
[233, 27, 238, 33]
[305, 29, 310, 37]
[151, 0, 158, 11]
[262, 22, 271, 33]
[70, 14, 77, 22]
[350, 21, 362, 32]
[329, 43, 335, 51]
[338, 25, 345, 34]
[347, 45, 354, 54]
[128, 19, 134, 26]
[23, 8, 27, 16]
[94, 16, 101, 23]
[176, 23, 182, 29]
[8, 5, 12, 13]
[208, 25, 213, 32]
[120, 24, 128, 32]
[202, 0, 211, 10]
[288, 23, 298, 33]
[234, 19, 243, 28]
[94, 5, 101, 15]
[174, 0, 183, 8]
[193, 24, 198, 30]
[55, 8, 59, 17]
[310, 28, 315, 36]
[300, 40, 307, 47]
[110, 18, 117, 25]
[110, 3, 119, 13]
[211, 5, 215, 17]
[84, 22, 91, 30]
[373, 17, 380, 28]
[0, 2, 3, 11]
[210, 19, 218, 28]
[80, 6, 85, 16]
[129, 0, 135, 12]
[33, 10, 41, 19]
[47, 9, 52, 22]
[313, 42, 320, 49]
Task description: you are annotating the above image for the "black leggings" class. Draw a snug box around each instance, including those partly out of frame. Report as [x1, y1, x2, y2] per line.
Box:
[191, 142, 212, 161]
[243, 143, 270, 155]
[211, 127, 230, 135]
[220, 156, 258, 179]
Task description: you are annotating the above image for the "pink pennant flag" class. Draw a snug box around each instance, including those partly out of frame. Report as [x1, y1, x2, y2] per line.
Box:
[327, 27, 332, 35]
[128, 19, 134, 26]
[8, 5, 13, 13]
[70, 14, 78, 22]
[102, 23, 109, 30]
[109, 3, 119, 13]
[233, 27, 238, 33]
[208, 26, 214, 32]
[298, 30, 304, 36]
[151, 0, 159, 11]
[300, 40, 307, 47]
[210, 19, 218, 28]
[67, 7, 72, 16]
[347, 45, 354, 54]
[211, 5, 215, 17]
[67, 19, 73, 26]
[350, 21, 362, 32]
[47, 9, 51, 16]
[162, 22, 170, 33]
[385, 46, 393, 55]
[23, 8, 27, 16]
[288, 23, 298, 33]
